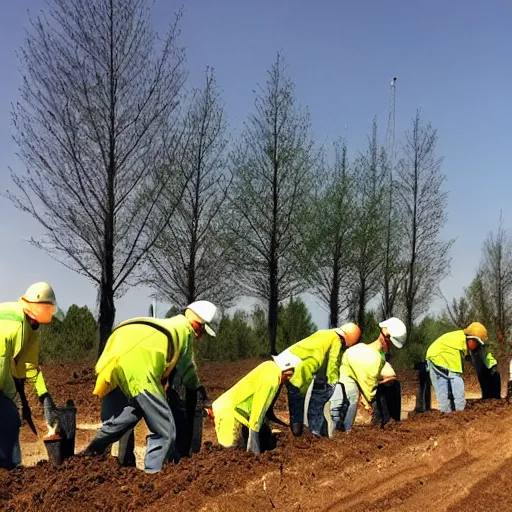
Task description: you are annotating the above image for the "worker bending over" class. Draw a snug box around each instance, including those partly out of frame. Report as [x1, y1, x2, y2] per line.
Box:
[208, 360, 294, 455]
[0, 282, 60, 469]
[276, 323, 361, 436]
[85, 300, 217, 473]
[305, 323, 362, 436]
[328, 317, 407, 435]
[426, 322, 497, 413]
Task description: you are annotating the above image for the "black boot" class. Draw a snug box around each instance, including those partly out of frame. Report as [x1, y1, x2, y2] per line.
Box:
[290, 422, 303, 436]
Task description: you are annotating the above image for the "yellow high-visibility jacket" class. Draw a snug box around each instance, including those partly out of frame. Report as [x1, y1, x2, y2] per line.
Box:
[426, 330, 467, 373]
[212, 360, 281, 447]
[93, 315, 199, 400]
[338, 343, 385, 403]
[287, 330, 343, 394]
[0, 302, 48, 400]
[426, 329, 498, 374]
[482, 346, 498, 369]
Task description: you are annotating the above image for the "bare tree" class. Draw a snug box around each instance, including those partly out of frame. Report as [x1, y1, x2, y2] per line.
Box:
[441, 295, 472, 329]
[309, 140, 355, 327]
[348, 118, 388, 330]
[441, 271, 494, 330]
[8, 0, 187, 353]
[397, 110, 453, 338]
[227, 53, 316, 355]
[146, 67, 236, 307]
[480, 213, 512, 339]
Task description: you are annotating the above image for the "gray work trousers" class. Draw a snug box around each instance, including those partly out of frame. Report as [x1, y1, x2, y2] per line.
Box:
[101, 388, 136, 467]
[0, 391, 21, 470]
[87, 389, 176, 473]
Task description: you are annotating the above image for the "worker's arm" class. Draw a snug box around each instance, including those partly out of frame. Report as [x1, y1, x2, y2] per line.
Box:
[176, 340, 200, 391]
[248, 379, 280, 433]
[0, 355, 16, 401]
[484, 348, 498, 370]
[325, 336, 342, 386]
[15, 333, 48, 398]
[378, 361, 397, 385]
[354, 358, 385, 404]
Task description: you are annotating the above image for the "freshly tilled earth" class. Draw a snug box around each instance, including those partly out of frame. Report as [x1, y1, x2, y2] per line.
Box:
[1, 360, 511, 511]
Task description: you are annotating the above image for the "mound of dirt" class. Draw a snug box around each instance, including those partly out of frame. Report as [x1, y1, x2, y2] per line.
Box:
[3, 360, 510, 511]
[3, 399, 512, 511]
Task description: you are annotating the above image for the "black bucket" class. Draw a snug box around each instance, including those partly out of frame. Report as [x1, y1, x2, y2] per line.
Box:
[56, 399, 77, 460]
[44, 434, 64, 466]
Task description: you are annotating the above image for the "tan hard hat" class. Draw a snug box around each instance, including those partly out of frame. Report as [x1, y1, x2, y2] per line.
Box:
[335, 322, 362, 347]
[464, 322, 488, 342]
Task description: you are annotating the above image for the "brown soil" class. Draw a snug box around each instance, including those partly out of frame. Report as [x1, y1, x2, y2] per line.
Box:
[1, 360, 511, 511]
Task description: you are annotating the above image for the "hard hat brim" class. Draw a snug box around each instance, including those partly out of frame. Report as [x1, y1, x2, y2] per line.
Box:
[390, 336, 404, 348]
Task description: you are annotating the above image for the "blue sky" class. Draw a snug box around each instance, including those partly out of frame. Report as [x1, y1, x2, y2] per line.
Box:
[0, 0, 510, 327]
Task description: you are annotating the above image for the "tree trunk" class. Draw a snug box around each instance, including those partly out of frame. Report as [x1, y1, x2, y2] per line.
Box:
[98, 280, 116, 356]
[357, 278, 366, 332]
[269, 258, 279, 355]
[329, 260, 340, 328]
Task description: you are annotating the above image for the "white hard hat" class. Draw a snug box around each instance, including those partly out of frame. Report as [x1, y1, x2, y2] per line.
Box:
[23, 282, 57, 304]
[186, 300, 218, 336]
[19, 282, 59, 324]
[379, 317, 407, 348]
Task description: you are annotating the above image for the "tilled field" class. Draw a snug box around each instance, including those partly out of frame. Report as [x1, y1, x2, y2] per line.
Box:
[1, 360, 511, 511]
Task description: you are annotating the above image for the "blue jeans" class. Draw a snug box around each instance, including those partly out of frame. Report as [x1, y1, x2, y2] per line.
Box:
[307, 382, 335, 436]
[0, 391, 21, 470]
[88, 389, 176, 473]
[428, 361, 465, 413]
[329, 379, 360, 434]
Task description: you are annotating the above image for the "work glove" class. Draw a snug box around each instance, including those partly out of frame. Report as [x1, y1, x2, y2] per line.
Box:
[196, 385, 208, 402]
[39, 393, 58, 427]
[489, 365, 498, 377]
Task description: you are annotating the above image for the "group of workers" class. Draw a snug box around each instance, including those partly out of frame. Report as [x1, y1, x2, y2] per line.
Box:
[0, 281, 504, 473]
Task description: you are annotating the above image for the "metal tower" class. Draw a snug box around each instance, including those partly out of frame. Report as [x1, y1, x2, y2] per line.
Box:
[386, 77, 397, 176]
[382, 76, 397, 319]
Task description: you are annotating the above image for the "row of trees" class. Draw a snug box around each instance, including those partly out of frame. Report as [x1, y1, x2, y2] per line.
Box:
[8, 0, 451, 356]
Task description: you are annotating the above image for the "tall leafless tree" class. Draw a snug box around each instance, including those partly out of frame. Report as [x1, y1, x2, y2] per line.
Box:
[227, 53, 316, 354]
[480, 213, 512, 339]
[8, 0, 188, 353]
[309, 140, 355, 327]
[348, 118, 388, 330]
[397, 110, 453, 338]
[146, 67, 236, 308]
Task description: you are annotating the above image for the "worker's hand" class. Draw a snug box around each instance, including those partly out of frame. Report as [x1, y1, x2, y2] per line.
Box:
[489, 365, 498, 377]
[196, 385, 208, 402]
[39, 393, 57, 427]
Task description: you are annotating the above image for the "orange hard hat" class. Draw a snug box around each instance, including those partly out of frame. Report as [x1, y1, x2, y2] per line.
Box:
[335, 322, 362, 347]
[464, 322, 488, 342]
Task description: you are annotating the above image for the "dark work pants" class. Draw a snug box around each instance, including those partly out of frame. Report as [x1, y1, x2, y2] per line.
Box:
[0, 392, 21, 470]
[100, 388, 136, 467]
